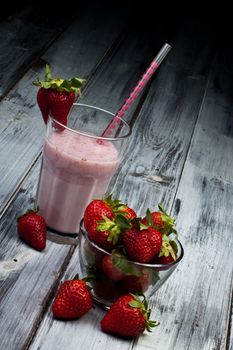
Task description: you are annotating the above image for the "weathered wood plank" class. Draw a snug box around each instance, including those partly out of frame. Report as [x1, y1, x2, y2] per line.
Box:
[29, 249, 134, 350]
[136, 38, 233, 350]
[0, 17, 174, 350]
[0, 4, 169, 349]
[0, 5, 131, 349]
[0, 4, 128, 215]
[0, 4, 78, 99]
[27, 18, 215, 350]
[0, 162, 76, 350]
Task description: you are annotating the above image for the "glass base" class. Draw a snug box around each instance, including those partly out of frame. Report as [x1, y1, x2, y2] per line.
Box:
[93, 296, 111, 310]
[47, 225, 78, 238]
[46, 226, 79, 246]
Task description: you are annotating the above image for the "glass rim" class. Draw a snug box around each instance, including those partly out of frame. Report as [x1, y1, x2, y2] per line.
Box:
[79, 219, 184, 268]
[49, 103, 132, 141]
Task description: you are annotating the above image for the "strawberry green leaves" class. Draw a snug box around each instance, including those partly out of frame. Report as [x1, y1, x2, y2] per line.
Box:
[33, 64, 86, 94]
[128, 293, 159, 332]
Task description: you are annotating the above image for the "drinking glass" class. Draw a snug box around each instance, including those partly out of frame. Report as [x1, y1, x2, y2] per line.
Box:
[35, 103, 131, 236]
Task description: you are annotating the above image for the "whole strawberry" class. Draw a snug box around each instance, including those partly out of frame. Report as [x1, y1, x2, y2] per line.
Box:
[84, 198, 115, 251]
[33, 64, 85, 125]
[120, 272, 151, 294]
[52, 277, 93, 319]
[101, 293, 158, 337]
[84, 198, 114, 232]
[83, 195, 129, 251]
[92, 280, 121, 304]
[17, 209, 46, 251]
[122, 221, 163, 263]
[102, 253, 127, 281]
[141, 204, 176, 235]
[113, 202, 137, 220]
[152, 235, 178, 264]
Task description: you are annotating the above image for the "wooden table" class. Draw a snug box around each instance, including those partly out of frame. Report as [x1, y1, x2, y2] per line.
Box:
[1, 3, 233, 350]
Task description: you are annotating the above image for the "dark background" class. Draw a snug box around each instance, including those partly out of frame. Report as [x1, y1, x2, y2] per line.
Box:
[1, 1, 232, 51]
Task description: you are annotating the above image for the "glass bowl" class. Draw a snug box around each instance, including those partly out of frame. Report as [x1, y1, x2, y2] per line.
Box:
[79, 219, 184, 308]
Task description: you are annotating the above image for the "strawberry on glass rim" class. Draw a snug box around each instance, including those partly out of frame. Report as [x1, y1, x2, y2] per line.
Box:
[33, 64, 85, 125]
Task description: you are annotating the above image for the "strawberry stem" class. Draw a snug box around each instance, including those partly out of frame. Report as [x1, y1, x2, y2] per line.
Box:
[45, 64, 52, 81]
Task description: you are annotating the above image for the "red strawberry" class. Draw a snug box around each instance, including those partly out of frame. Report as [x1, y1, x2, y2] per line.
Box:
[120, 272, 151, 294]
[101, 293, 158, 337]
[152, 235, 178, 264]
[141, 203, 176, 235]
[84, 198, 115, 251]
[36, 87, 49, 123]
[109, 196, 137, 220]
[92, 280, 121, 304]
[142, 211, 163, 227]
[52, 277, 93, 319]
[123, 222, 163, 263]
[45, 89, 76, 126]
[83, 195, 132, 251]
[102, 254, 126, 281]
[118, 206, 137, 220]
[86, 222, 115, 251]
[156, 254, 176, 264]
[17, 209, 46, 251]
[33, 64, 85, 125]
[84, 198, 114, 232]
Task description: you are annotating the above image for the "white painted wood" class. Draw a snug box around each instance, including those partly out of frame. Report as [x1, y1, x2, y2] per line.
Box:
[27, 17, 216, 350]
[2, 9, 175, 346]
[0, 162, 76, 350]
[136, 43, 233, 350]
[0, 6, 130, 347]
[29, 249, 134, 350]
[1, 9, 232, 350]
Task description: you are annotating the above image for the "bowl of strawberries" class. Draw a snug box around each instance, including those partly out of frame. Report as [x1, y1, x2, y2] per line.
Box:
[79, 195, 184, 308]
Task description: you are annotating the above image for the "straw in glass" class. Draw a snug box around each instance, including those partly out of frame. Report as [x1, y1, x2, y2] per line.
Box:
[102, 43, 171, 137]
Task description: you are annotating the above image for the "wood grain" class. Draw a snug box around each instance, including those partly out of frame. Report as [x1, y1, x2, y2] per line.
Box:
[0, 15, 170, 350]
[0, 5, 128, 216]
[27, 17, 216, 350]
[0, 161, 76, 350]
[1, 8, 232, 350]
[136, 37, 233, 350]
[0, 5, 77, 99]
[0, 5, 129, 349]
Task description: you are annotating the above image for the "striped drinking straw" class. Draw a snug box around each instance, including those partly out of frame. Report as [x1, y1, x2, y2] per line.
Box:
[102, 43, 172, 137]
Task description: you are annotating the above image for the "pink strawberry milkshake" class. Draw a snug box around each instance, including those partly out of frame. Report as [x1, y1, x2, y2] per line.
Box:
[36, 129, 119, 234]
